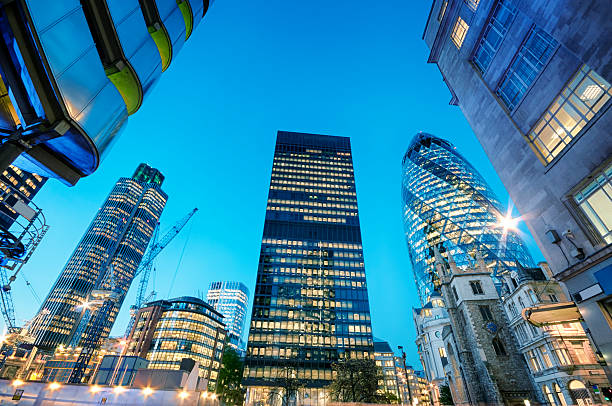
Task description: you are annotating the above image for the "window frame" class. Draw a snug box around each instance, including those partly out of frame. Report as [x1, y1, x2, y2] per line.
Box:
[471, 0, 517, 74]
[495, 26, 558, 111]
[451, 16, 470, 49]
[469, 280, 484, 295]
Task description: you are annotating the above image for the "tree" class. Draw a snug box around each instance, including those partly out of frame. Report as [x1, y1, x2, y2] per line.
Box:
[215, 348, 245, 405]
[439, 385, 454, 405]
[329, 358, 381, 403]
[268, 364, 302, 406]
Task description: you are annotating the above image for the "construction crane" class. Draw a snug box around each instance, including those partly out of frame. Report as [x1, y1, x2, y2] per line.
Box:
[68, 208, 197, 383]
[123, 208, 197, 336]
[0, 183, 48, 333]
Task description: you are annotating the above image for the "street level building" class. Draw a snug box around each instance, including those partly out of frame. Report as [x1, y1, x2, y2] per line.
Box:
[0, 0, 216, 185]
[374, 340, 400, 399]
[28, 164, 167, 351]
[501, 263, 610, 404]
[435, 250, 538, 405]
[423, 0, 612, 381]
[206, 281, 249, 352]
[243, 131, 374, 406]
[413, 292, 449, 394]
[126, 296, 226, 387]
[402, 132, 535, 306]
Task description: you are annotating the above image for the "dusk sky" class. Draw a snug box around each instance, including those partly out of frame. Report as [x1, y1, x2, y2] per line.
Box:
[9, 0, 543, 367]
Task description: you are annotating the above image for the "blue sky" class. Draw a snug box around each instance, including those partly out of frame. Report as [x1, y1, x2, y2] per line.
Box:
[10, 0, 543, 367]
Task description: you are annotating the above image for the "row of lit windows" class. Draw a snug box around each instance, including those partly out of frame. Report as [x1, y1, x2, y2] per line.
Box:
[247, 334, 372, 348]
[267, 205, 356, 217]
[268, 199, 357, 210]
[271, 179, 353, 190]
[274, 156, 353, 167]
[265, 255, 364, 268]
[263, 248, 362, 259]
[272, 167, 353, 178]
[252, 320, 371, 334]
[271, 172, 354, 185]
[270, 185, 356, 196]
[246, 366, 334, 381]
[303, 215, 347, 224]
[262, 239, 362, 250]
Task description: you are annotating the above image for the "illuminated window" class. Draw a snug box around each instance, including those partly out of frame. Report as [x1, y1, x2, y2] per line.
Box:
[451, 17, 469, 49]
[528, 66, 611, 163]
[496, 27, 557, 110]
[437, 1, 448, 22]
[573, 162, 612, 243]
[464, 0, 480, 12]
[472, 0, 516, 73]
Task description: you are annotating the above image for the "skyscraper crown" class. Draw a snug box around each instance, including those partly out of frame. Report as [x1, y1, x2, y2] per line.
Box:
[132, 163, 164, 186]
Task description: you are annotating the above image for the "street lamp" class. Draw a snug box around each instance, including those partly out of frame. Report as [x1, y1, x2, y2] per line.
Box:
[398, 346, 414, 406]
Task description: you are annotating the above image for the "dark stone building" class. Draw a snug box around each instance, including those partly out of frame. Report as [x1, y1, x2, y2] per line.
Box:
[434, 250, 538, 405]
[423, 0, 612, 382]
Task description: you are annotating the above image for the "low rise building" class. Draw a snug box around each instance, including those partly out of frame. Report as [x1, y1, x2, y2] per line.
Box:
[501, 263, 610, 405]
[126, 297, 226, 388]
[374, 340, 400, 399]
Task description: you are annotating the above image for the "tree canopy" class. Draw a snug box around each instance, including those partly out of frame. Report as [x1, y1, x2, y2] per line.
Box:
[329, 358, 381, 403]
[215, 348, 245, 405]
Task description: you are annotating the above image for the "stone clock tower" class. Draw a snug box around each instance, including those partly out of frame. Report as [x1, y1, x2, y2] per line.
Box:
[434, 249, 541, 406]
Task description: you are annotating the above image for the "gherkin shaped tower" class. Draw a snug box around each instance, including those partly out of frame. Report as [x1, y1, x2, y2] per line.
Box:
[401, 133, 534, 305]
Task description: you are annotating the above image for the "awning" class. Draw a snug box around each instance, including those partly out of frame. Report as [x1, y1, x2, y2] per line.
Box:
[522, 301, 583, 327]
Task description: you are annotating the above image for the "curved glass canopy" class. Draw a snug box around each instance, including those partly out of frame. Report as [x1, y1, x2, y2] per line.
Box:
[0, 0, 215, 184]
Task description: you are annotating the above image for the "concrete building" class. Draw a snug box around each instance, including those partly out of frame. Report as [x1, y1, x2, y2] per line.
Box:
[126, 296, 226, 387]
[413, 292, 449, 393]
[422, 0, 612, 381]
[434, 250, 538, 405]
[374, 340, 400, 399]
[501, 263, 610, 404]
[206, 281, 249, 352]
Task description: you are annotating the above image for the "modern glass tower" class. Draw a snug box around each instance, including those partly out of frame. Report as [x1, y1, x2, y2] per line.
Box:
[401, 133, 535, 305]
[29, 163, 167, 351]
[243, 131, 374, 406]
[0, 0, 215, 185]
[206, 281, 249, 352]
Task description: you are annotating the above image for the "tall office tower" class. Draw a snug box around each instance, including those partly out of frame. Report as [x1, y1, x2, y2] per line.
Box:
[243, 131, 374, 406]
[402, 132, 535, 305]
[0, 165, 46, 229]
[29, 163, 167, 351]
[0, 0, 216, 185]
[206, 281, 249, 352]
[423, 0, 612, 382]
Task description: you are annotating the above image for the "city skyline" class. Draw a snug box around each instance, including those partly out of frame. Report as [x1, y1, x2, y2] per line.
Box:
[4, 0, 545, 367]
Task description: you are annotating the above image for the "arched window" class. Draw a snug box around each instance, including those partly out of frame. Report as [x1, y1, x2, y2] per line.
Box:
[568, 380, 593, 406]
[543, 385, 557, 406]
[553, 383, 567, 406]
[492, 337, 507, 356]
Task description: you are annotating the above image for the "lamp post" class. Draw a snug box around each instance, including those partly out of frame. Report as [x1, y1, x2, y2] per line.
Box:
[398, 346, 414, 406]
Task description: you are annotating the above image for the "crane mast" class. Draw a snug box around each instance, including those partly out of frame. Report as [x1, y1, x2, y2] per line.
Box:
[68, 208, 197, 383]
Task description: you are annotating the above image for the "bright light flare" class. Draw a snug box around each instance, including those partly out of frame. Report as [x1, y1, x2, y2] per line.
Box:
[179, 390, 189, 399]
[90, 385, 102, 394]
[201, 391, 209, 398]
[497, 214, 520, 231]
[211, 393, 217, 400]
[114, 386, 126, 394]
[142, 387, 154, 397]
[48, 382, 61, 390]
[12, 379, 24, 387]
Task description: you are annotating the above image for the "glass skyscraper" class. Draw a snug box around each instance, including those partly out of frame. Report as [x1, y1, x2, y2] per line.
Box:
[29, 163, 167, 351]
[206, 281, 249, 352]
[243, 131, 374, 406]
[401, 133, 535, 305]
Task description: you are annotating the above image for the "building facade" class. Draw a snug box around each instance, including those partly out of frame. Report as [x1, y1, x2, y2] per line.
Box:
[434, 251, 538, 405]
[402, 132, 535, 306]
[413, 292, 449, 392]
[206, 281, 249, 352]
[243, 131, 374, 406]
[0, 0, 216, 185]
[126, 296, 226, 386]
[0, 165, 45, 230]
[28, 163, 167, 351]
[374, 340, 400, 399]
[501, 264, 610, 405]
[422, 0, 612, 381]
